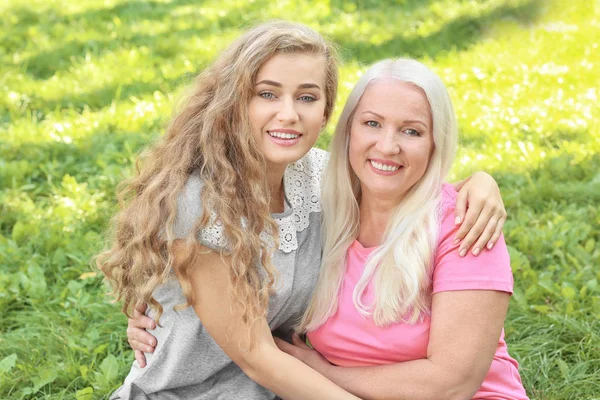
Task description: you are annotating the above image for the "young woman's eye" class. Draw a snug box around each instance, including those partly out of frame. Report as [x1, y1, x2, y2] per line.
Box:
[404, 128, 421, 137]
[366, 120, 380, 128]
[298, 95, 317, 102]
[259, 92, 275, 99]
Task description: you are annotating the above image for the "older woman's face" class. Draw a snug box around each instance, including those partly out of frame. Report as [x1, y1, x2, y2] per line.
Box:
[348, 79, 434, 204]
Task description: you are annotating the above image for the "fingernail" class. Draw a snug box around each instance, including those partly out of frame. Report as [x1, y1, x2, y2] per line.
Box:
[487, 242, 494, 250]
[146, 346, 153, 353]
[459, 248, 467, 257]
[473, 247, 480, 256]
[149, 340, 155, 346]
[455, 216, 461, 225]
[453, 238, 460, 245]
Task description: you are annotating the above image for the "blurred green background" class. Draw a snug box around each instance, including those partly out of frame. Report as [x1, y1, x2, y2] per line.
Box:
[1, 0, 598, 398]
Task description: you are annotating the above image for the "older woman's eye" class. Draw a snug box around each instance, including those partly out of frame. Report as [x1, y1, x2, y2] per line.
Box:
[405, 128, 421, 137]
[366, 120, 380, 128]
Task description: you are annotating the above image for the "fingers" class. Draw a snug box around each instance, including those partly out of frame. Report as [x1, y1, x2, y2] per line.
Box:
[129, 313, 156, 330]
[457, 205, 507, 256]
[127, 324, 157, 351]
[454, 197, 483, 245]
[135, 349, 147, 368]
[133, 303, 148, 316]
[454, 186, 469, 226]
[455, 202, 486, 256]
[128, 337, 156, 353]
[469, 216, 499, 256]
[487, 211, 507, 250]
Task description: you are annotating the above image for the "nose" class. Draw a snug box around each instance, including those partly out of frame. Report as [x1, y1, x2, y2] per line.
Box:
[276, 97, 300, 124]
[375, 128, 400, 155]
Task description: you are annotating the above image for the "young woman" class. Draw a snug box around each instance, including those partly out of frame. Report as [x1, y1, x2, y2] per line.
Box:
[277, 59, 528, 399]
[102, 22, 507, 399]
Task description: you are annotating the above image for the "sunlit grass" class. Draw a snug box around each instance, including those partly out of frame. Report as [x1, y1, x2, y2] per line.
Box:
[1, 0, 598, 398]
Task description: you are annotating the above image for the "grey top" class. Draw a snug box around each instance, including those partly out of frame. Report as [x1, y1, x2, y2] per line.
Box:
[111, 148, 328, 400]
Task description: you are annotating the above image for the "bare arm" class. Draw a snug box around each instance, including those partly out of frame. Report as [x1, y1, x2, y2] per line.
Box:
[279, 290, 509, 400]
[174, 241, 358, 400]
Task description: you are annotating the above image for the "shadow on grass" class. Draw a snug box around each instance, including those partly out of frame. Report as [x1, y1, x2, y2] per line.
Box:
[330, 0, 545, 63]
[23, 0, 544, 114]
[16, 0, 545, 80]
[30, 74, 193, 113]
[6, 0, 548, 119]
[13, 0, 250, 80]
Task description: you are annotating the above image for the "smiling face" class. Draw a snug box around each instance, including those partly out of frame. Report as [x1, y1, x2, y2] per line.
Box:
[349, 78, 434, 205]
[248, 52, 327, 170]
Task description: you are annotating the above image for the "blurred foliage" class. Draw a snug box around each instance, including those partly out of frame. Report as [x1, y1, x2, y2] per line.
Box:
[1, 0, 598, 398]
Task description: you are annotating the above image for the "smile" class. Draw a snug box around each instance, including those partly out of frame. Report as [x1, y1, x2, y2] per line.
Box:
[268, 131, 301, 139]
[370, 160, 402, 172]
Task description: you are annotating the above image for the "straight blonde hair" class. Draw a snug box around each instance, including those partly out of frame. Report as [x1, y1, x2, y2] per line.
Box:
[299, 59, 458, 331]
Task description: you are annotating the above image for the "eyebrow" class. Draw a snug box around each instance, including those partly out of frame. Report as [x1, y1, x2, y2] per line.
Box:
[361, 111, 430, 129]
[255, 80, 321, 90]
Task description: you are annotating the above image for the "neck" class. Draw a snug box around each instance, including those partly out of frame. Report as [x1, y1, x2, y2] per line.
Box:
[267, 163, 287, 214]
[357, 191, 399, 248]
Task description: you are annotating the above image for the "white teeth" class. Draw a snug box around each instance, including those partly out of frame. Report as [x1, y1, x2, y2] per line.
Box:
[269, 131, 300, 139]
[370, 160, 400, 171]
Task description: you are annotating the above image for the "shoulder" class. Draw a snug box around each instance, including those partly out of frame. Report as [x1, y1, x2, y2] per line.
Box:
[177, 172, 203, 208]
[433, 184, 513, 295]
[440, 183, 458, 220]
[176, 172, 204, 217]
[172, 172, 204, 240]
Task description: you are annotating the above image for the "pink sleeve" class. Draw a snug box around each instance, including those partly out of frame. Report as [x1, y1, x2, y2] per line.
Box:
[432, 185, 514, 295]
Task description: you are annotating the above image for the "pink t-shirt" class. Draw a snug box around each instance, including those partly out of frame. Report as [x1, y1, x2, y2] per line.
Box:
[307, 184, 528, 399]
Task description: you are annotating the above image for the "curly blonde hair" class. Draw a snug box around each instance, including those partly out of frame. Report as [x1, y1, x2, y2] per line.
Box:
[97, 21, 338, 332]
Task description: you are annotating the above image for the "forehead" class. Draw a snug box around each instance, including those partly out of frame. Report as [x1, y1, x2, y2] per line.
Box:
[255, 52, 327, 87]
[356, 79, 431, 120]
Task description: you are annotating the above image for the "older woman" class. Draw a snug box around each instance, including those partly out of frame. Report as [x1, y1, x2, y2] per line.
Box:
[281, 59, 528, 399]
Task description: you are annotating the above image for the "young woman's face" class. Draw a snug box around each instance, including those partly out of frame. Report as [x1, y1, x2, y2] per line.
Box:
[349, 79, 434, 204]
[249, 53, 327, 169]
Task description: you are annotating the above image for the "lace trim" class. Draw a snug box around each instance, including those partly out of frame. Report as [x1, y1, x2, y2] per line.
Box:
[200, 149, 328, 253]
[278, 148, 328, 252]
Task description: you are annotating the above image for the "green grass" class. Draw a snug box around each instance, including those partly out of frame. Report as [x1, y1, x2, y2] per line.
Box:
[1, 0, 598, 398]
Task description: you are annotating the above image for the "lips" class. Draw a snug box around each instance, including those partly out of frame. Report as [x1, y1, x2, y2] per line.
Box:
[369, 158, 403, 172]
[266, 128, 303, 147]
[267, 129, 302, 139]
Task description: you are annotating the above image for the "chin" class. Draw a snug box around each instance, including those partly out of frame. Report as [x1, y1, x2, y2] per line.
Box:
[264, 147, 311, 166]
[265, 152, 304, 168]
[365, 184, 408, 201]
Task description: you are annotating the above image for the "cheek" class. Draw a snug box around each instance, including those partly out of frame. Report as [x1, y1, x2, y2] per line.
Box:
[410, 144, 433, 174]
[249, 103, 271, 137]
[304, 104, 327, 131]
[348, 132, 363, 169]
[248, 103, 260, 129]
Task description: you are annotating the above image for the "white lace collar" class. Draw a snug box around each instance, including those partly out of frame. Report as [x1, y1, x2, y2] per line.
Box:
[199, 149, 328, 253]
[276, 148, 328, 253]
